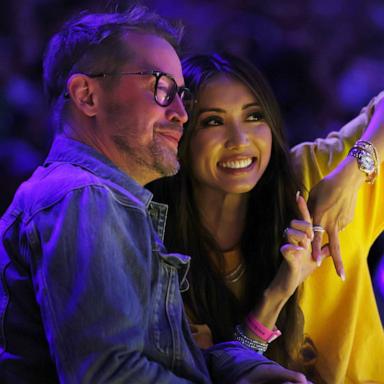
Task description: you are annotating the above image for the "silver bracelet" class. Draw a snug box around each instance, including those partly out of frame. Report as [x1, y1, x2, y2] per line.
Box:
[234, 324, 268, 354]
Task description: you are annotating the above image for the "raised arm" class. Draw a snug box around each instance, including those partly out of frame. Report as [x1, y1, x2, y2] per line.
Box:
[235, 195, 325, 360]
[291, 92, 384, 279]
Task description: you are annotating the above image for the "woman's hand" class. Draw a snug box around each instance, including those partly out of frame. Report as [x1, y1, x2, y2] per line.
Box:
[272, 194, 329, 298]
[189, 322, 214, 349]
[250, 195, 329, 329]
[308, 158, 364, 281]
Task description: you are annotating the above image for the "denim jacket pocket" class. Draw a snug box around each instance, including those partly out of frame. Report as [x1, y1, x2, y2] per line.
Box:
[151, 251, 190, 363]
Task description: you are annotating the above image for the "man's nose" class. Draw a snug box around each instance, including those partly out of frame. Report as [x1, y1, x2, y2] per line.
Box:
[166, 94, 188, 124]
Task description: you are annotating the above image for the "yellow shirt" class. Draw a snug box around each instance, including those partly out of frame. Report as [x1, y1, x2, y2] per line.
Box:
[291, 113, 384, 383]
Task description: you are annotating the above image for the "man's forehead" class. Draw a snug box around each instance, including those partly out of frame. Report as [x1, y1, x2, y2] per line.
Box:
[122, 32, 183, 82]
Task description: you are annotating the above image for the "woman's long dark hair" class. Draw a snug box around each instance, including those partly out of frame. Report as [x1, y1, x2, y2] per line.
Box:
[148, 53, 320, 377]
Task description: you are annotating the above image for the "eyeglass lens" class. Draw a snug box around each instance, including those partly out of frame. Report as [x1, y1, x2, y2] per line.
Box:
[154, 74, 193, 112]
[155, 75, 174, 106]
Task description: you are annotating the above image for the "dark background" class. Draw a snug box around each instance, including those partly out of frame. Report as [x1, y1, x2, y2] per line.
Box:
[0, 0, 383, 319]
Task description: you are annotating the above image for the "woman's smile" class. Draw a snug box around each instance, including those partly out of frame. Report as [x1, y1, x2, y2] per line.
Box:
[218, 156, 256, 171]
[190, 74, 272, 195]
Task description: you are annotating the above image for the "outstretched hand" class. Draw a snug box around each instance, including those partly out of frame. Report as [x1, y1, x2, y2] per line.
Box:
[307, 158, 363, 281]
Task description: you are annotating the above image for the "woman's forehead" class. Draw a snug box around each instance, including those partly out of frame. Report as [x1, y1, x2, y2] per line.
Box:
[197, 74, 258, 106]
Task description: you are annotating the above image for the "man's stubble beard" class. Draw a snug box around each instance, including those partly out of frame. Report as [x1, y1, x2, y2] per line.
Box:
[151, 134, 180, 177]
[105, 100, 180, 179]
[112, 133, 180, 178]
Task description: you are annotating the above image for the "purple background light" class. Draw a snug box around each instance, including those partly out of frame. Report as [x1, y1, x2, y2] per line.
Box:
[0, 0, 383, 319]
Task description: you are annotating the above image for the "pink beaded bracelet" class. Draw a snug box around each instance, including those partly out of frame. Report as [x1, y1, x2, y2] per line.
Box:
[245, 314, 282, 343]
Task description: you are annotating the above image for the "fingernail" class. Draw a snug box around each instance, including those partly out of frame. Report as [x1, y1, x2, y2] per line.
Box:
[340, 271, 346, 281]
[316, 258, 322, 267]
[296, 191, 300, 201]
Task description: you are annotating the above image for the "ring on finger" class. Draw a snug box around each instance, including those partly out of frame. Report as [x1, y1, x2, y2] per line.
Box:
[312, 225, 325, 233]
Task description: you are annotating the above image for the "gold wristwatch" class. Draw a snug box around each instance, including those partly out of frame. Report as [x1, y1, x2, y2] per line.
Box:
[348, 146, 377, 184]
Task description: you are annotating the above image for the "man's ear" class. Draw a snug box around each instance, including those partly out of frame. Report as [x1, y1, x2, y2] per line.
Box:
[66, 74, 99, 117]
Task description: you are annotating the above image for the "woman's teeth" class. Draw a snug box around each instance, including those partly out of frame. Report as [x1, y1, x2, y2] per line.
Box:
[219, 158, 253, 169]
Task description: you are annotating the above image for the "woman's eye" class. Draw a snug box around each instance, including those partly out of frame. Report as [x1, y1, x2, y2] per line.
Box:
[200, 116, 223, 127]
[246, 111, 265, 121]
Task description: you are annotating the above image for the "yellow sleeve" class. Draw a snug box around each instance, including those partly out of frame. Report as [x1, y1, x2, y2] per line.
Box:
[290, 110, 384, 245]
[290, 112, 368, 189]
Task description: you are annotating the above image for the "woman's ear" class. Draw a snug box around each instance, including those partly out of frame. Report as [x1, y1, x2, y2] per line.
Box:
[66, 74, 99, 117]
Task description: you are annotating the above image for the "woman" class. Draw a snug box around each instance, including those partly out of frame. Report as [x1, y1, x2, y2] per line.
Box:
[147, 53, 384, 382]
[149, 52, 323, 375]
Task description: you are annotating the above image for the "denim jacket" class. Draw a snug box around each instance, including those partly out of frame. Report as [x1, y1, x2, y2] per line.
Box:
[0, 135, 275, 383]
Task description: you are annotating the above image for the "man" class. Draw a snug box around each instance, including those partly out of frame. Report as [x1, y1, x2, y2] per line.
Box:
[0, 6, 310, 383]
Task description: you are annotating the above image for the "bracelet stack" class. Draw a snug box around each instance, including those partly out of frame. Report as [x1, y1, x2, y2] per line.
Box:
[348, 140, 379, 184]
[234, 324, 268, 354]
[234, 315, 282, 354]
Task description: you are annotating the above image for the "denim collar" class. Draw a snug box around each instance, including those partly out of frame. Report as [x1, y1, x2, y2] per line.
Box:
[44, 135, 153, 208]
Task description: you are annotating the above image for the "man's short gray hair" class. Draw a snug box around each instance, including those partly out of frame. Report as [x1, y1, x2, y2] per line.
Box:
[43, 5, 184, 131]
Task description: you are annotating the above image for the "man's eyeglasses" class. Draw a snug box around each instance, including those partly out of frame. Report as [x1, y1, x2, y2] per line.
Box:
[76, 70, 194, 112]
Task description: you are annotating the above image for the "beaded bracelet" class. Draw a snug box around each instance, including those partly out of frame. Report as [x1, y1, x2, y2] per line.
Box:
[233, 324, 268, 354]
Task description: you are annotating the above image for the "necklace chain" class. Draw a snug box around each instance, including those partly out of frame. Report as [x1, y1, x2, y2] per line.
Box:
[224, 262, 246, 284]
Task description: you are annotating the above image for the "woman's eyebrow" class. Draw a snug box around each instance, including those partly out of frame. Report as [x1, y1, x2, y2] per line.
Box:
[198, 107, 226, 114]
[242, 102, 260, 110]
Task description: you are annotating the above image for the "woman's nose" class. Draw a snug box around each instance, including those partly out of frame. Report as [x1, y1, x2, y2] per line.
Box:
[225, 124, 249, 150]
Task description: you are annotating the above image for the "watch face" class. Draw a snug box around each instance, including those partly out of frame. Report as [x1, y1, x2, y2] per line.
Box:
[359, 154, 375, 174]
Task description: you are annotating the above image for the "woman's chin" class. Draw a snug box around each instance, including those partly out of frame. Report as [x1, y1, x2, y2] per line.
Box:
[219, 182, 257, 195]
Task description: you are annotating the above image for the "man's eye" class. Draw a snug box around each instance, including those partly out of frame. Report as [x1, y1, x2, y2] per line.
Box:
[246, 111, 265, 121]
[200, 116, 223, 127]
[156, 85, 170, 96]
[157, 81, 170, 91]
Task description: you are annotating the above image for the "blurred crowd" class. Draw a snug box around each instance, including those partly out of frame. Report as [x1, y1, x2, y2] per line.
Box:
[0, 0, 383, 317]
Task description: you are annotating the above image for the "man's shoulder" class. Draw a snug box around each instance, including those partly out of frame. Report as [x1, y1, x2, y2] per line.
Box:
[6, 162, 147, 221]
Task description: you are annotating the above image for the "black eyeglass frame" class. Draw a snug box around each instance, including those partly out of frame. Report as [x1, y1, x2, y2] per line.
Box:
[64, 70, 193, 109]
